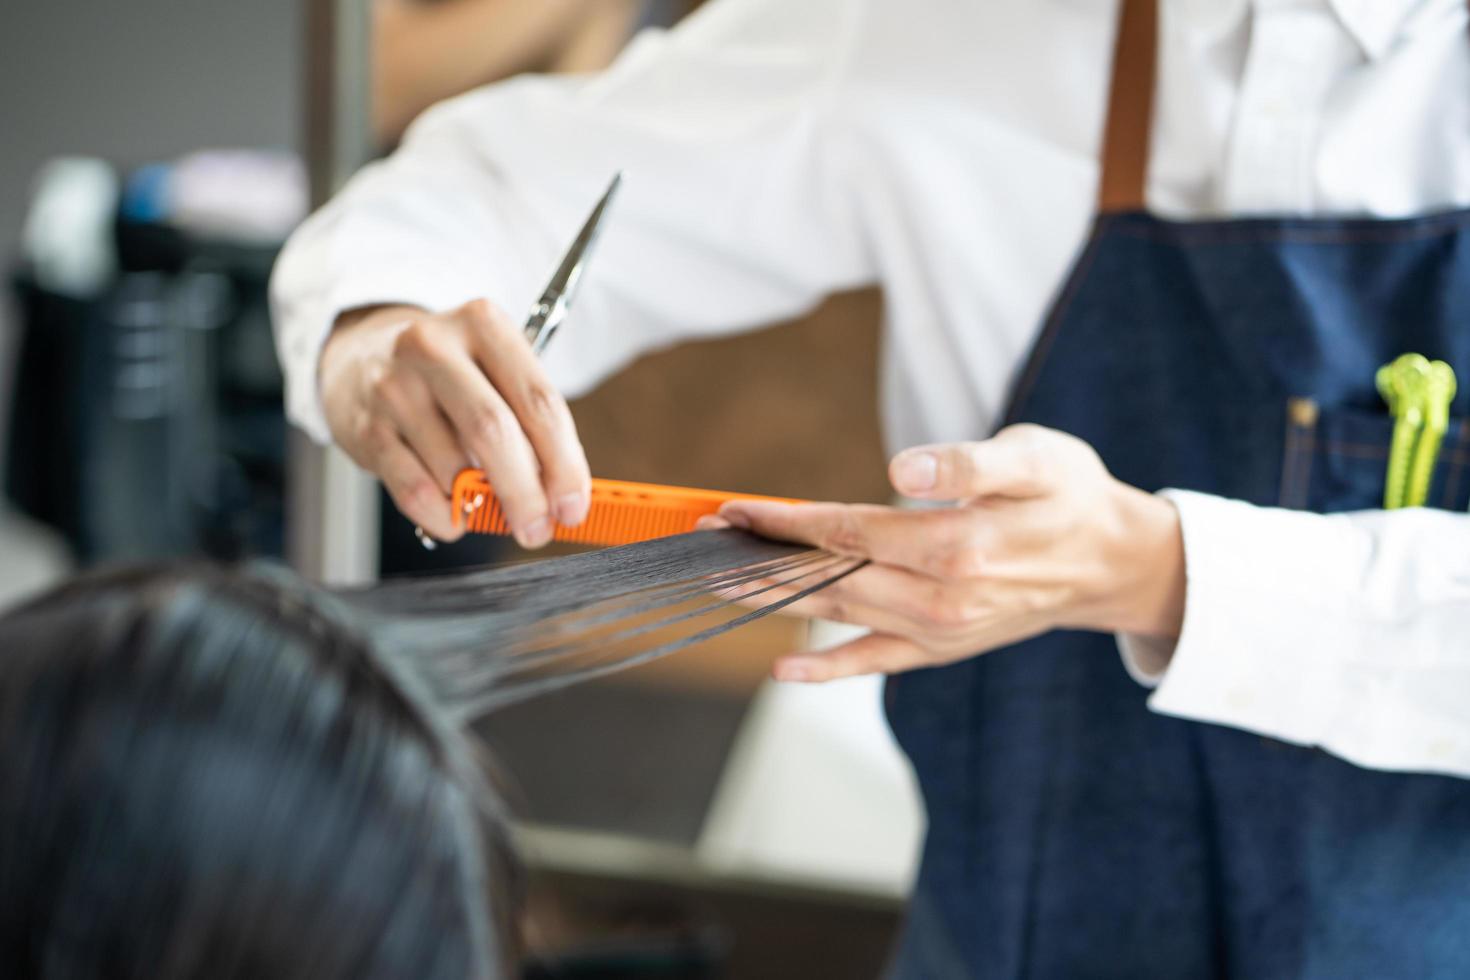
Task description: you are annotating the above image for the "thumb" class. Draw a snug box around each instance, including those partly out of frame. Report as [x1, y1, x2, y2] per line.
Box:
[889, 428, 1050, 501]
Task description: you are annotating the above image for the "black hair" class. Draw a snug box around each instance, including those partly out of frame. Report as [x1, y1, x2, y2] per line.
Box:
[0, 530, 861, 979]
[0, 563, 518, 979]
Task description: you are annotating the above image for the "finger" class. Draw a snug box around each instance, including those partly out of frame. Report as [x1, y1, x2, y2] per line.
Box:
[695, 515, 732, 531]
[375, 433, 463, 542]
[372, 371, 466, 493]
[798, 562, 984, 633]
[464, 300, 592, 526]
[411, 350, 553, 548]
[774, 633, 928, 683]
[718, 501, 979, 577]
[718, 501, 885, 555]
[890, 428, 1051, 502]
[717, 571, 920, 637]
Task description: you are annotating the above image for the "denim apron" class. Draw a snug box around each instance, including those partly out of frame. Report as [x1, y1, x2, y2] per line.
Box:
[885, 2, 1470, 977]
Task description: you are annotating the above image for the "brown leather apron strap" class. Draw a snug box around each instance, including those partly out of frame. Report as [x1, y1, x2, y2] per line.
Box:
[1097, 0, 1470, 213]
[1097, 0, 1158, 212]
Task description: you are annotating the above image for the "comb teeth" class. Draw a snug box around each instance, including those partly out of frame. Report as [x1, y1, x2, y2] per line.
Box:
[451, 471, 806, 548]
[455, 475, 719, 547]
[466, 495, 700, 546]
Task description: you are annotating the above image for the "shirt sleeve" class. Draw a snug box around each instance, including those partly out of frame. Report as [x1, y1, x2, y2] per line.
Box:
[1118, 490, 1470, 779]
[270, 0, 877, 443]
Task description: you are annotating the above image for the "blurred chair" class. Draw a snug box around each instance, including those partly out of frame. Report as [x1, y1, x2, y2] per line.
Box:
[5, 221, 287, 564]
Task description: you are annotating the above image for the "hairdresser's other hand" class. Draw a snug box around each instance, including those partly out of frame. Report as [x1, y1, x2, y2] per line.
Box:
[319, 300, 591, 547]
[716, 425, 1186, 682]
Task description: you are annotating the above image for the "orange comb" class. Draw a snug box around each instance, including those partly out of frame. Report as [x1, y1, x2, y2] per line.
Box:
[451, 470, 805, 547]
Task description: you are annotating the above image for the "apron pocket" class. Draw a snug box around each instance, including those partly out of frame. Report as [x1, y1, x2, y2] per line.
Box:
[1279, 397, 1470, 514]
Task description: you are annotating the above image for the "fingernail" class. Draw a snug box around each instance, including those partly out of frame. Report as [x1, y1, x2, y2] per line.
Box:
[720, 506, 751, 530]
[517, 516, 552, 549]
[895, 452, 938, 493]
[556, 492, 588, 526]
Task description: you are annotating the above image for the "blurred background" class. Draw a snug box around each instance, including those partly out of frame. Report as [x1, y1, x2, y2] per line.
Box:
[0, 2, 920, 976]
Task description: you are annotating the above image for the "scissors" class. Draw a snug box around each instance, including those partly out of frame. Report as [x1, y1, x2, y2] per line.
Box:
[415, 171, 624, 550]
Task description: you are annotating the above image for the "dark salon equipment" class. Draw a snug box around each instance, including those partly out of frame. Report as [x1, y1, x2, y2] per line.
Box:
[6, 219, 286, 563]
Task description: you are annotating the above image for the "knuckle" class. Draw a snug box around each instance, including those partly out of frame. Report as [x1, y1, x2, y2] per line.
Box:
[1017, 590, 1048, 617]
[920, 587, 978, 629]
[932, 539, 986, 580]
[368, 370, 402, 407]
[920, 514, 988, 579]
[1002, 423, 1095, 480]
[395, 480, 443, 524]
[462, 298, 495, 322]
[822, 509, 870, 557]
[1067, 433, 1105, 469]
[823, 598, 852, 624]
[1024, 442, 1054, 481]
[520, 381, 563, 424]
[1006, 437, 1046, 484]
[393, 321, 440, 360]
[403, 478, 439, 513]
[947, 443, 983, 487]
[359, 421, 395, 456]
[1019, 583, 1065, 617]
[1001, 423, 1055, 448]
[461, 298, 511, 334]
[470, 404, 516, 449]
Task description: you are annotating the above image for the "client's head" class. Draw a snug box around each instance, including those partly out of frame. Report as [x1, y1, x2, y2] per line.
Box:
[0, 563, 518, 979]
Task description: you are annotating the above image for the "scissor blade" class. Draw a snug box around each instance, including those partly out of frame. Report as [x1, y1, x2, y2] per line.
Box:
[525, 172, 623, 352]
[552, 170, 622, 303]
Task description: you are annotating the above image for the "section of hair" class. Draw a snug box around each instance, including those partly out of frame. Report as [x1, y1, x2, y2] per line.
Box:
[346, 529, 865, 717]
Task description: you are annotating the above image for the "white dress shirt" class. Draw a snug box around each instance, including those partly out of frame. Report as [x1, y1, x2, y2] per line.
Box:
[272, 0, 1470, 775]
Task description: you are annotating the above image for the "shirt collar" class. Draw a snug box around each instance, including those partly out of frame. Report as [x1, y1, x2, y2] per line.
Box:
[1328, 0, 1424, 60]
[1175, 0, 1425, 62]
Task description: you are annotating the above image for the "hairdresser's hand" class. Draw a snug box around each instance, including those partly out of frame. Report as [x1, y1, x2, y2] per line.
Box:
[713, 425, 1185, 682]
[319, 300, 591, 547]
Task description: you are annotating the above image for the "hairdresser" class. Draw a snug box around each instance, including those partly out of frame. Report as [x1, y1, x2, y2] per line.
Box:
[272, 0, 1470, 976]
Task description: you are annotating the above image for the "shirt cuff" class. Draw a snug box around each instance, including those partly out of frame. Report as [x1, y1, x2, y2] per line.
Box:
[1112, 489, 1189, 687]
[1117, 489, 1470, 780]
[1135, 494, 1470, 778]
[1114, 490, 1350, 745]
